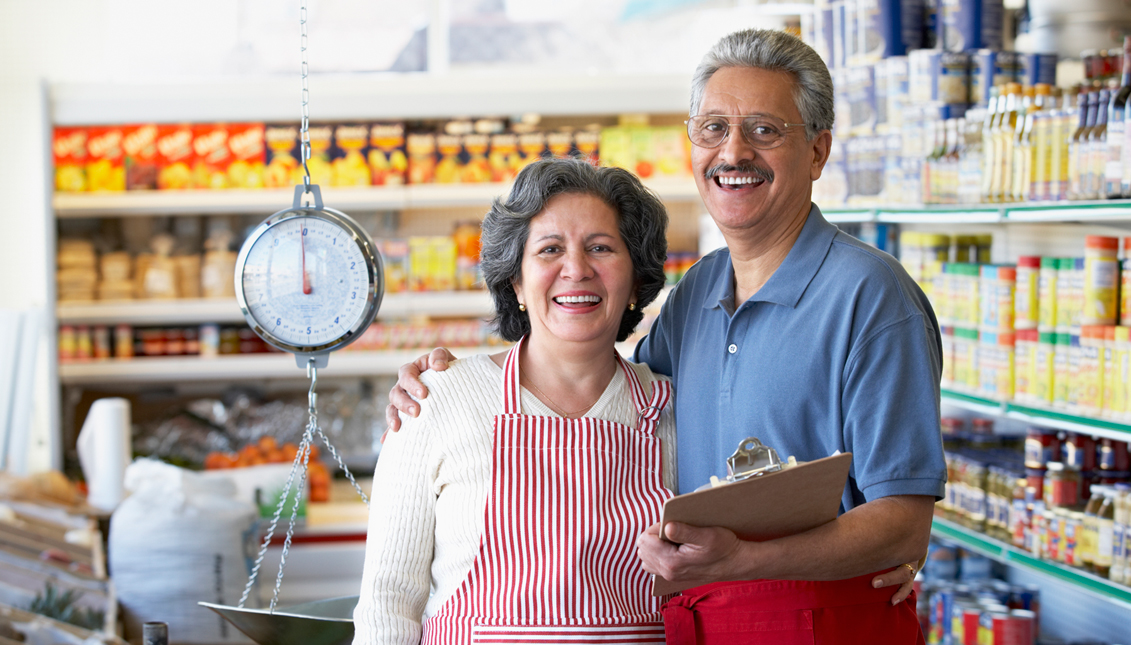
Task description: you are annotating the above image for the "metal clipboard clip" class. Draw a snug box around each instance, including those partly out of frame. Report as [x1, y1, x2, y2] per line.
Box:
[707, 437, 798, 489]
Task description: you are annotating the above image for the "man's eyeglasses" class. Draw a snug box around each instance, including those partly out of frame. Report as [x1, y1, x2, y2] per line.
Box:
[685, 114, 807, 150]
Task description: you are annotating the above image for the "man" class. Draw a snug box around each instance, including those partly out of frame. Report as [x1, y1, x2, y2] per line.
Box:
[388, 29, 943, 643]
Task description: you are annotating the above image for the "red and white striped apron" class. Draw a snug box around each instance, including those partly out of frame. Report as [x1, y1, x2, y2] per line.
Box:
[662, 573, 925, 644]
[422, 338, 673, 644]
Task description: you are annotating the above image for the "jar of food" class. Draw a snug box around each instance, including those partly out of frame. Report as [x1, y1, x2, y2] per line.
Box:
[1064, 432, 1098, 470]
[1064, 511, 1084, 566]
[1044, 462, 1081, 509]
[1112, 483, 1131, 584]
[1099, 438, 1130, 471]
[1025, 428, 1060, 469]
[1010, 475, 1030, 548]
[1081, 486, 1105, 571]
[1048, 508, 1064, 562]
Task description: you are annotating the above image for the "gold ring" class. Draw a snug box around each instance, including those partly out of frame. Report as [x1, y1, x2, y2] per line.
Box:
[902, 563, 916, 576]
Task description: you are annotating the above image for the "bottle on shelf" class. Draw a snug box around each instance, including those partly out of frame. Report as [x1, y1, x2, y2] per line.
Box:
[980, 86, 1001, 203]
[1051, 87, 1075, 201]
[1087, 88, 1111, 200]
[1011, 84, 1041, 203]
[992, 82, 1023, 203]
[1069, 88, 1096, 200]
[1107, 36, 1131, 199]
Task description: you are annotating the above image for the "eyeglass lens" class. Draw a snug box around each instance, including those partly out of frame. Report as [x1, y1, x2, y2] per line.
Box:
[687, 115, 792, 149]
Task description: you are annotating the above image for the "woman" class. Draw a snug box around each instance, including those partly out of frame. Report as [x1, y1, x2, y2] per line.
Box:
[353, 158, 676, 644]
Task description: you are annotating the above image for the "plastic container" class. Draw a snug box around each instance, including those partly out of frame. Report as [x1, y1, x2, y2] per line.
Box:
[1052, 332, 1071, 408]
[1111, 483, 1130, 584]
[980, 264, 1016, 330]
[1083, 235, 1120, 325]
[1096, 487, 1116, 578]
[1014, 328, 1038, 402]
[1038, 256, 1059, 330]
[1045, 461, 1081, 509]
[1033, 331, 1056, 404]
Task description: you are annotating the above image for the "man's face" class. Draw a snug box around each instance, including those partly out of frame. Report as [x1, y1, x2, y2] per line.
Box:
[690, 66, 831, 239]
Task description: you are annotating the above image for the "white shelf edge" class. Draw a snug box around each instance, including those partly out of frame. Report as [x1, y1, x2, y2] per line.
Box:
[57, 291, 495, 325]
[941, 390, 1131, 443]
[53, 179, 701, 218]
[59, 346, 503, 384]
[877, 210, 1005, 224]
[1005, 206, 1131, 222]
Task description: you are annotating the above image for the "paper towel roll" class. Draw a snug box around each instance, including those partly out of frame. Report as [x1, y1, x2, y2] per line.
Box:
[77, 397, 132, 511]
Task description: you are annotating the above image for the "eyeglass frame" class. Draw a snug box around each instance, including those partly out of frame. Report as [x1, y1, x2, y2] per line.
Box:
[684, 114, 810, 150]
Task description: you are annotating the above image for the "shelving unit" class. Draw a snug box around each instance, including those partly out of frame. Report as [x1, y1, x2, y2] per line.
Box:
[941, 388, 1131, 443]
[931, 517, 1131, 611]
[823, 199, 1131, 224]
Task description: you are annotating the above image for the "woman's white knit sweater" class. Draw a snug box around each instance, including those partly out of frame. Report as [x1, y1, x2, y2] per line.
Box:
[352, 353, 678, 645]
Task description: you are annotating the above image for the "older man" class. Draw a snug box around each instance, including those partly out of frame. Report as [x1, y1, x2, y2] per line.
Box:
[388, 29, 942, 644]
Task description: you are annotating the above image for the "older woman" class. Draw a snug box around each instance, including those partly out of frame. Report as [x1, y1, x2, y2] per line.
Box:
[353, 158, 675, 644]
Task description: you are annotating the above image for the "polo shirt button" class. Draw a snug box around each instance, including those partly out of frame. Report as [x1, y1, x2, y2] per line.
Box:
[728, 343, 737, 354]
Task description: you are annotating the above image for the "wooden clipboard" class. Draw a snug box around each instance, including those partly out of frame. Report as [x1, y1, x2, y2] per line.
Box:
[652, 452, 852, 596]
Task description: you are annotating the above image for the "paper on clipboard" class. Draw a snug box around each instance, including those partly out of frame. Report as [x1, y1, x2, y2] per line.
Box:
[652, 452, 852, 596]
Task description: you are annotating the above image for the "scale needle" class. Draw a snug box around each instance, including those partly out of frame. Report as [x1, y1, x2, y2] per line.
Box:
[301, 226, 313, 295]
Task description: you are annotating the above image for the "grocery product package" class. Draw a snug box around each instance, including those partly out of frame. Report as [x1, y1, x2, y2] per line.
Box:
[109, 459, 259, 644]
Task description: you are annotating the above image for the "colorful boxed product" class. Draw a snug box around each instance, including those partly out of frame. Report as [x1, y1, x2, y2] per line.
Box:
[156, 124, 194, 190]
[940, 0, 1004, 52]
[330, 123, 371, 187]
[488, 132, 520, 181]
[434, 133, 463, 184]
[462, 133, 492, 183]
[226, 123, 265, 189]
[407, 132, 437, 184]
[599, 127, 633, 173]
[368, 122, 407, 186]
[546, 131, 573, 159]
[517, 131, 548, 173]
[853, 0, 924, 64]
[306, 123, 334, 187]
[53, 127, 88, 192]
[572, 129, 600, 165]
[122, 124, 159, 190]
[264, 123, 300, 189]
[190, 123, 231, 190]
[85, 126, 126, 192]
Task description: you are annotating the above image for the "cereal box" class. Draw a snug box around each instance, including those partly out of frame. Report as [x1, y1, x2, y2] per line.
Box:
[368, 122, 407, 186]
[517, 131, 548, 173]
[381, 238, 409, 293]
[191, 124, 231, 190]
[651, 126, 690, 177]
[407, 133, 437, 184]
[599, 127, 634, 173]
[122, 124, 159, 190]
[461, 133, 492, 183]
[85, 126, 126, 192]
[156, 124, 194, 190]
[53, 127, 88, 193]
[264, 123, 301, 189]
[331, 123, 371, 187]
[434, 134, 463, 184]
[488, 132, 519, 182]
[226, 123, 266, 189]
[572, 129, 600, 165]
[546, 130, 573, 159]
[305, 123, 334, 187]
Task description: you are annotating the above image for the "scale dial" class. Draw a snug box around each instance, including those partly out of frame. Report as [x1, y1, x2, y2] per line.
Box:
[235, 196, 382, 358]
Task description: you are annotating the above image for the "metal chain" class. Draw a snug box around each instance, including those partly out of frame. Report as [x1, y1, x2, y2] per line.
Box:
[300, 0, 311, 192]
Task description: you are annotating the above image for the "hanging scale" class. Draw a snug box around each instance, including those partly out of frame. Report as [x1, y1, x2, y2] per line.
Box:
[201, 2, 381, 643]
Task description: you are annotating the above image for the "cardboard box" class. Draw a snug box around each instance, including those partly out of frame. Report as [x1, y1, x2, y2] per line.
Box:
[488, 132, 520, 181]
[434, 133, 463, 183]
[155, 124, 194, 190]
[331, 123, 371, 187]
[190, 123, 231, 190]
[368, 122, 407, 186]
[85, 126, 126, 192]
[306, 123, 334, 187]
[407, 132, 437, 184]
[122, 124, 159, 190]
[264, 123, 300, 189]
[462, 133, 492, 183]
[226, 123, 266, 189]
[53, 127, 88, 192]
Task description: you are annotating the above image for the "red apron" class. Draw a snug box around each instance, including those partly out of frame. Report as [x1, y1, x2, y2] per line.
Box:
[422, 337, 673, 644]
[662, 574, 924, 645]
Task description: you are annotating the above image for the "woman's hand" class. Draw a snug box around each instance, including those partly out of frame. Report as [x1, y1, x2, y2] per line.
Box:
[384, 348, 458, 435]
[870, 560, 919, 605]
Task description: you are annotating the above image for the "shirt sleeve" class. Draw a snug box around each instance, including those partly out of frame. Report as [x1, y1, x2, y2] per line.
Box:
[352, 406, 438, 645]
[633, 287, 679, 378]
[840, 314, 947, 503]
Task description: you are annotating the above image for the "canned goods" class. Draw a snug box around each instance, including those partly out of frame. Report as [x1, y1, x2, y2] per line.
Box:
[951, 600, 982, 645]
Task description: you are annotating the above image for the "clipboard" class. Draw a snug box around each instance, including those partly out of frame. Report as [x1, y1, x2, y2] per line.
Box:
[652, 451, 852, 596]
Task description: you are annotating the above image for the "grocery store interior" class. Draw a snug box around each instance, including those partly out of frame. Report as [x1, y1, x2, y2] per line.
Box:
[3, 0, 1131, 643]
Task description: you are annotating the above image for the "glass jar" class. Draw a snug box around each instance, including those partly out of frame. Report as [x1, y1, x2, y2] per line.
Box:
[1095, 487, 1116, 578]
[1081, 486, 1105, 571]
[1044, 462, 1081, 509]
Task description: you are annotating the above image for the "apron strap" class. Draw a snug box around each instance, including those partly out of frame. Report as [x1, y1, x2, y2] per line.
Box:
[615, 354, 671, 436]
[501, 337, 525, 415]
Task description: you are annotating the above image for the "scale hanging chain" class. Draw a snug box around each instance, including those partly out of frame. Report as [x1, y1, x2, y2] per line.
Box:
[300, 0, 312, 193]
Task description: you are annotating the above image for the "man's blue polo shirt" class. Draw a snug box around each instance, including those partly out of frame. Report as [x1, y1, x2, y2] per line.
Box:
[635, 204, 946, 512]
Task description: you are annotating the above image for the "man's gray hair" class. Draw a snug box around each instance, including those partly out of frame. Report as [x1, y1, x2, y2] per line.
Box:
[690, 29, 834, 140]
[481, 158, 669, 343]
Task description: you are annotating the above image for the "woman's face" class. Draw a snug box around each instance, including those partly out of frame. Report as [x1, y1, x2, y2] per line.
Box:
[513, 192, 636, 350]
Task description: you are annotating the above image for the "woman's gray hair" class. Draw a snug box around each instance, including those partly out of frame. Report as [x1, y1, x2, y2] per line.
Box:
[481, 158, 669, 343]
[690, 28, 834, 141]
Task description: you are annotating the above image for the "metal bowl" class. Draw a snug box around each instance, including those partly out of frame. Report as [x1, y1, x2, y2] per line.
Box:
[199, 596, 357, 645]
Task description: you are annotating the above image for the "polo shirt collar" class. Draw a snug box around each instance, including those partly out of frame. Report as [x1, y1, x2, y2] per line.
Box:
[704, 203, 836, 312]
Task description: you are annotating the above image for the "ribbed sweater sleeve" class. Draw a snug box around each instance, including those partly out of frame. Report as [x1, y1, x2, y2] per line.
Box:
[352, 353, 677, 644]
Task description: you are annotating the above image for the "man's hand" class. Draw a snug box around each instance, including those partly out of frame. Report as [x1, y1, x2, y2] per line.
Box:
[870, 561, 919, 605]
[384, 348, 457, 434]
[636, 522, 751, 588]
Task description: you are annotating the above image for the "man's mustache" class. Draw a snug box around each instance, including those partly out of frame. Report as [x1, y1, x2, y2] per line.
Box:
[704, 162, 774, 183]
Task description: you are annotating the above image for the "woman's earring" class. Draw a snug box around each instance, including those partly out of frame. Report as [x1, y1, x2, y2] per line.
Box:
[628, 302, 636, 311]
[519, 303, 526, 312]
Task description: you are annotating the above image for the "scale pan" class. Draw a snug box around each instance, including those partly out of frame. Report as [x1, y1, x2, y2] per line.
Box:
[199, 596, 357, 645]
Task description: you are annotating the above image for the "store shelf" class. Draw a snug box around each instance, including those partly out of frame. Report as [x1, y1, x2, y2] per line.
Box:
[58, 346, 500, 385]
[52, 178, 702, 218]
[1004, 201, 1131, 223]
[57, 291, 495, 326]
[819, 200, 1131, 226]
[931, 517, 1131, 610]
[50, 73, 692, 126]
[877, 206, 1005, 224]
[941, 388, 1131, 442]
